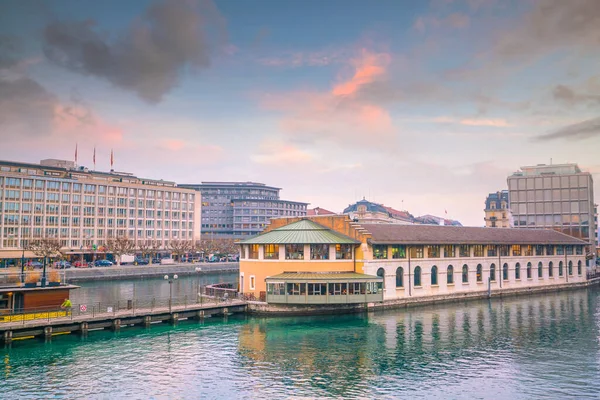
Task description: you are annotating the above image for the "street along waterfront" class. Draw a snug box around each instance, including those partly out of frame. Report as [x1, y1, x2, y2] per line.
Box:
[2, 286, 599, 399]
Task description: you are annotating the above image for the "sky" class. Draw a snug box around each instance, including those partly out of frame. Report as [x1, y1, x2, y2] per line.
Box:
[1, 0, 599, 226]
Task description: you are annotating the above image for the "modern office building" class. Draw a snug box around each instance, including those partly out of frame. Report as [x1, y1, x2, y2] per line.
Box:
[484, 190, 513, 228]
[180, 182, 308, 238]
[507, 164, 595, 253]
[0, 159, 200, 264]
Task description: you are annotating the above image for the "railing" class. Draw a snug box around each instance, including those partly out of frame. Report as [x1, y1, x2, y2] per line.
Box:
[587, 270, 600, 280]
[0, 291, 244, 325]
[0, 269, 67, 288]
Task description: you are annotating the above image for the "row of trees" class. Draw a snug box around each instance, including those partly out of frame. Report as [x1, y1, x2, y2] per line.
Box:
[23, 237, 240, 266]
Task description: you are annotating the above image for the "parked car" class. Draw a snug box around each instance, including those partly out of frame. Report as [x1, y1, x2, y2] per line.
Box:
[134, 257, 149, 265]
[151, 258, 161, 264]
[73, 260, 88, 268]
[94, 259, 113, 267]
[27, 261, 43, 269]
[54, 261, 72, 269]
[227, 255, 239, 262]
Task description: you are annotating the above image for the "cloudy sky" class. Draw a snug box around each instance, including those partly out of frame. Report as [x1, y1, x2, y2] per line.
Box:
[1, 0, 599, 226]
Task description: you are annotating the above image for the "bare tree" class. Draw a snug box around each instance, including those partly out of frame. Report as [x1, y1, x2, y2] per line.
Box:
[149, 240, 162, 262]
[137, 240, 152, 262]
[168, 239, 192, 261]
[106, 236, 136, 266]
[29, 238, 62, 286]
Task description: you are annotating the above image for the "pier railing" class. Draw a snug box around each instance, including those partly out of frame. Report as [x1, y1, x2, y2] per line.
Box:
[0, 292, 243, 324]
[0, 269, 68, 288]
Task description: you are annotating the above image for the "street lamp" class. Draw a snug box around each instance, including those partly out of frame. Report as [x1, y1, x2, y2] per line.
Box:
[164, 274, 178, 313]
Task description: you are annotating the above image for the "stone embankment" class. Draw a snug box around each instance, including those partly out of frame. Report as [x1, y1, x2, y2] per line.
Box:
[65, 262, 239, 282]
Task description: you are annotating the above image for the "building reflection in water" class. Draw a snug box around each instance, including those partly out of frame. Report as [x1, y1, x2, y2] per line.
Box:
[237, 289, 600, 397]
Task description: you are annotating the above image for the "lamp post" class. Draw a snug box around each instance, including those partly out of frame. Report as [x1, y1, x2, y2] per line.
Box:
[164, 274, 178, 313]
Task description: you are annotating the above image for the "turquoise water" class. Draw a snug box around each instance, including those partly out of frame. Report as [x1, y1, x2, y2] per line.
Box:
[2, 287, 600, 399]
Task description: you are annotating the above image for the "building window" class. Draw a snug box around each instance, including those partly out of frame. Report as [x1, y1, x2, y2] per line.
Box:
[503, 263, 509, 280]
[249, 244, 259, 259]
[447, 265, 454, 284]
[499, 245, 509, 257]
[414, 266, 421, 287]
[395, 267, 403, 288]
[459, 245, 470, 257]
[535, 245, 544, 256]
[476, 264, 483, 282]
[336, 244, 352, 260]
[444, 245, 455, 258]
[428, 245, 440, 258]
[249, 275, 256, 291]
[523, 245, 533, 256]
[431, 265, 438, 285]
[549, 261, 553, 277]
[565, 245, 574, 255]
[487, 245, 497, 257]
[576, 246, 583, 255]
[538, 262, 543, 278]
[373, 245, 388, 259]
[558, 261, 563, 276]
[568, 261, 573, 276]
[473, 245, 484, 257]
[410, 246, 424, 259]
[285, 244, 304, 260]
[310, 244, 329, 260]
[462, 264, 468, 283]
[490, 264, 496, 281]
[556, 246, 564, 256]
[578, 261, 582, 275]
[264, 244, 279, 260]
[527, 262, 532, 279]
[377, 268, 385, 288]
[391, 245, 406, 259]
[515, 263, 521, 280]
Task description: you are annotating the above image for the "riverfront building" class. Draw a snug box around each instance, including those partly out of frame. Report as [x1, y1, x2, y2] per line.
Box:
[180, 182, 308, 238]
[484, 190, 513, 228]
[0, 159, 200, 264]
[239, 215, 588, 305]
[507, 164, 595, 250]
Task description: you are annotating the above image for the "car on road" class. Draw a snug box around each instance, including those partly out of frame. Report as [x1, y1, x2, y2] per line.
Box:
[134, 257, 149, 265]
[73, 260, 88, 268]
[151, 258, 161, 264]
[54, 261, 72, 269]
[94, 259, 113, 267]
[27, 261, 43, 269]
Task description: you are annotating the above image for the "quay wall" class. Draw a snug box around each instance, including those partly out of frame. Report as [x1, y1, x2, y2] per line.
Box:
[65, 263, 239, 283]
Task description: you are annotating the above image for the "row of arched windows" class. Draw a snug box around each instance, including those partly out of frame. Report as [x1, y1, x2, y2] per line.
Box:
[378, 260, 583, 288]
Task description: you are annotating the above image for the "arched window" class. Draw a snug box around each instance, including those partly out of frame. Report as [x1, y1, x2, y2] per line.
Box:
[431, 265, 438, 285]
[462, 264, 468, 283]
[490, 263, 496, 281]
[538, 262, 543, 278]
[396, 267, 404, 288]
[549, 262, 553, 277]
[568, 261, 573, 276]
[414, 266, 422, 286]
[578, 260, 582, 275]
[447, 265, 454, 284]
[526, 262, 532, 279]
[558, 261, 564, 276]
[476, 264, 482, 282]
[503, 263, 509, 280]
[515, 263, 521, 280]
[377, 268, 385, 288]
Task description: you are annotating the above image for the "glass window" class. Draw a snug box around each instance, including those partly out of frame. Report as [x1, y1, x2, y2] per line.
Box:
[462, 265, 468, 283]
[391, 245, 406, 259]
[447, 265, 454, 284]
[487, 245, 497, 257]
[377, 268, 385, 288]
[249, 244, 259, 259]
[473, 245, 484, 257]
[556, 246, 564, 255]
[568, 261, 573, 276]
[264, 244, 279, 260]
[512, 245, 521, 256]
[431, 265, 438, 285]
[476, 264, 482, 282]
[373, 245, 388, 259]
[395, 267, 403, 288]
[444, 245, 455, 257]
[410, 246, 424, 259]
[538, 262, 543, 278]
[527, 262, 532, 279]
[336, 244, 352, 260]
[549, 262, 553, 277]
[459, 245, 470, 257]
[503, 263, 509, 280]
[285, 244, 304, 260]
[310, 244, 329, 260]
[490, 264, 496, 281]
[515, 263, 521, 280]
[428, 245, 440, 258]
[414, 266, 421, 286]
[558, 261, 564, 276]
[578, 261, 582, 275]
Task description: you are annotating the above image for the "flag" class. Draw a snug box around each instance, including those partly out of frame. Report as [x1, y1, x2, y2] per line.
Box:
[75, 143, 78, 163]
[110, 149, 114, 168]
[93, 146, 96, 168]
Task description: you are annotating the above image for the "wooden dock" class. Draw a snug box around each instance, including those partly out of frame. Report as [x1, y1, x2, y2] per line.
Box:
[0, 299, 247, 343]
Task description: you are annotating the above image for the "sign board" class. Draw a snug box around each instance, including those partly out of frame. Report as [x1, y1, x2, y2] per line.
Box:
[80, 305, 87, 312]
[107, 307, 113, 313]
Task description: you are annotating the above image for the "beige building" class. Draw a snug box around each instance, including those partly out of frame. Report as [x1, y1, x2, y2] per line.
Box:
[484, 190, 513, 227]
[0, 159, 201, 263]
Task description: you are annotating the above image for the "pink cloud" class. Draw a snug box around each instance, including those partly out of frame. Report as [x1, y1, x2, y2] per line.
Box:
[332, 50, 390, 97]
[434, 116, 512, 127]
[53, 104, 124, 143]
[251, 142, 313, 165]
